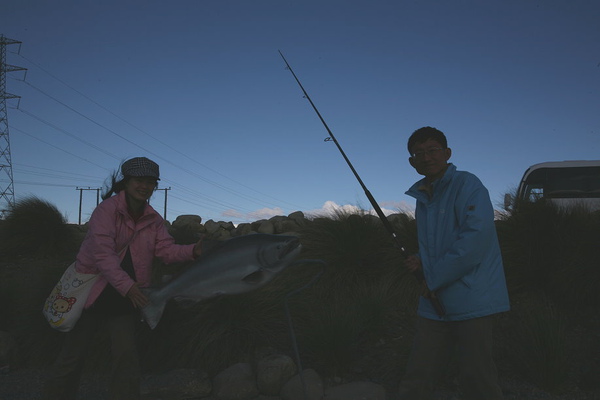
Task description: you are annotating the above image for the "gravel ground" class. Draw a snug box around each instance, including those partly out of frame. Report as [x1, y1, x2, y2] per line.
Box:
[1, 368, 598, 400]
[0, 369, 108, 400]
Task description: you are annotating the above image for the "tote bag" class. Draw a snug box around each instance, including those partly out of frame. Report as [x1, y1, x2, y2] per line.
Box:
[42, 234, 136, 332]
[42, 262, 98, 332]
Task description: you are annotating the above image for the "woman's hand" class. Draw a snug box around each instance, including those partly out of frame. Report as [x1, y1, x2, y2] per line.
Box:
[126, 283, 149, 309]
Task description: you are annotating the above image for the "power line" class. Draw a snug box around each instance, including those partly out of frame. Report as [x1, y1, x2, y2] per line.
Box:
[16, 52, 306, 210]
[14, 54, 307, 211]
[8, 51, 315, 222]
[13, 109, 258, 211]
[12, 119, 253, 214]
[10, 124, 113, 169]
[16, 82, 294, 211]
[6, 180, 80, 188]
[13, 162, 103, 181]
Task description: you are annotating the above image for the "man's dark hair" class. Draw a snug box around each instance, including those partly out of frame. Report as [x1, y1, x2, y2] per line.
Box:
[407, 126, 448, 155]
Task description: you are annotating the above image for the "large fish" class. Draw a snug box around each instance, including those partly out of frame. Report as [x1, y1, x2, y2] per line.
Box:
[141, 233, 302, 329]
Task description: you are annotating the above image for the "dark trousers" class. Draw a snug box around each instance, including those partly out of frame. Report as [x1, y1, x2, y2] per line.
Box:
[42, 311, 141, 400]
[398, 315, 504, 400]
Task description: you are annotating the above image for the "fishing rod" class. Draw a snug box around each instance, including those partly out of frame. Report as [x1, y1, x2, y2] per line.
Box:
[278, 50, 445, 317]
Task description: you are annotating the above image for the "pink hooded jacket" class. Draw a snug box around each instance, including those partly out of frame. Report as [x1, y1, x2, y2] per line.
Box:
[76, 190, 195, 308]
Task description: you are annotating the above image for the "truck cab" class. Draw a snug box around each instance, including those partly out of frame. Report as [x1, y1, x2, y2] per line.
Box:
[506, 160, 600, 211]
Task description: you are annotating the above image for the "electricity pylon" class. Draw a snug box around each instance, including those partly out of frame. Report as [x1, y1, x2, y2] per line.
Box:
[0, 35, 27, 218]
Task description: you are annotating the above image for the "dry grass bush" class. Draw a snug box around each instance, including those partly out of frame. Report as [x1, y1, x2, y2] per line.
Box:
[0, 258, 70, 368]
[509, 294, 569, 392]
[0, 197, 82, 368]
[0, 196, 80, 259]
[3, 198, 599, 397]
[289, 210, 420, 378]
[137, 270, 300, 375]
[497, 200, 600, 392]
[498, 200, 600, 314]
[135, 210, 420, 380]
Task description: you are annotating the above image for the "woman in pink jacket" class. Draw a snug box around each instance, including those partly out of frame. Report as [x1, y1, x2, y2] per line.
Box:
[42, 157, 202, 400]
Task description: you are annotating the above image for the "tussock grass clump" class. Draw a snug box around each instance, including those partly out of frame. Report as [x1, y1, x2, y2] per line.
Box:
[292, 210, 419, 376]
[498, 200, 600, 312]
[510, 294, 570, 392]
[4, 203, 599, 398]
[295, 275, 410, 377]
[136, 210, 420, 378]
[299, 210, 410, 289]
[0, 197, 82, 368]
[0, 196, 78, 259]
[137, 269, 301, 374]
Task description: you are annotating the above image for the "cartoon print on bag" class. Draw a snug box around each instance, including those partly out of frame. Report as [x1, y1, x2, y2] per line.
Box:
[43, 283, 62, 314]
[47, 294, 77, 326]
[70, 277, 84, 288]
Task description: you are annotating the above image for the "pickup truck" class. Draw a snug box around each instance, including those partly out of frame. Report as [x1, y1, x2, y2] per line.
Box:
[505, 160, 600, 211]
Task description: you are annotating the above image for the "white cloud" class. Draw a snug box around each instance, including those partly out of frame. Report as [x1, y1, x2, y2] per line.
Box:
[221, 209, 245, 219]
[306, 200, 415, 218]
[247, 207, 285, 221]
[221, 201, 415, 224]
[221, 207, 285, 223]
[380, 200, 415, 215]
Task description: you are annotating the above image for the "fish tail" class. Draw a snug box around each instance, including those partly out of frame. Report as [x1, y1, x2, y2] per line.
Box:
[140, 289, 166, 330]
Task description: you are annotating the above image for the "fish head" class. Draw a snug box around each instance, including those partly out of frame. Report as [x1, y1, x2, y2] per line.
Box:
[242, 234, 302, 284]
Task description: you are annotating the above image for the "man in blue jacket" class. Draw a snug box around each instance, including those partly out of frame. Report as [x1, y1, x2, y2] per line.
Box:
[398, 126, 510, 400]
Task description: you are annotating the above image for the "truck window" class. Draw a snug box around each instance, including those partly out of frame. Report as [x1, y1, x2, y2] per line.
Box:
[519, 166, 600, 201]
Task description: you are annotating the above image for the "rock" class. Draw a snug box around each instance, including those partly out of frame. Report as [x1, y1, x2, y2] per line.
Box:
[257, 220, 275, 234]
[256, 354, 297, 395]
[232, 223, 253, 236]
[170, 214, 205, 244]
[287, 211, 305, 223]
[204, 220, 235, 239]
[281, 369, 324, 400]
[168, 210, 314, 238]
[172, 214, 202, 228]
[269, 216, 290, 234]
[212, 362, 259, 400]
[324, 381, 387, 400]
[204, 219, 222, 235]
[214, 228, 232, 240]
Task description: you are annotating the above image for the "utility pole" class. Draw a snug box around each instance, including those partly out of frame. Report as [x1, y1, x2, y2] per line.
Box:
[75, 187, 171, 224]
[0, 35, 26, 218]
[154, 187, 171, 221]
[76, 187, 101, 225]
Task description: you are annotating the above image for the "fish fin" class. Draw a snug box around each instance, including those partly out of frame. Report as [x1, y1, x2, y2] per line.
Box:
[140, 289, 166, 330]
[242, 269, 266, 284]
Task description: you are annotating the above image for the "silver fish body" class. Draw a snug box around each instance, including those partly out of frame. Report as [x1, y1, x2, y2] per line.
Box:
[141, 233, 302, 329]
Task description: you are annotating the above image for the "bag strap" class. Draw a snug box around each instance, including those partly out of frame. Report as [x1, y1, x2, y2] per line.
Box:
[117, 230, 138, 256]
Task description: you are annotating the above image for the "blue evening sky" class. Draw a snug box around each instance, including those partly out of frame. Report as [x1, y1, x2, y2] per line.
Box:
[1, 0, 599, 224]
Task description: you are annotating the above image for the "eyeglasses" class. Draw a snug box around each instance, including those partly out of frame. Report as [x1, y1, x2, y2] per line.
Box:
[410, 147, 444, 159]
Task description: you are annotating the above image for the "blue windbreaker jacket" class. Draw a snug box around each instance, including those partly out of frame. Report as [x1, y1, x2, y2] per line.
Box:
[405, 164, 510, 321]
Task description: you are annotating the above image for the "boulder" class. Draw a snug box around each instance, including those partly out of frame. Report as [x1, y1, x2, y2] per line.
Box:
[256, 353, 297, 395]
[213, 362, 259, 400]
[281, 369, 323, 400]
[324, 381, 387, 400]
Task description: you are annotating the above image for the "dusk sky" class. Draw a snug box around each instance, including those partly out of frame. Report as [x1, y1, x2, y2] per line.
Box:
[2, 1, 599, 224]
